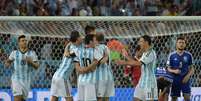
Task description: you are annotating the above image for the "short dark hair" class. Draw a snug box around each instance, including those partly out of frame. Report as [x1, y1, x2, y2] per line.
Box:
[85, 34, 95, 45]
[85, 25, 95, 35]
[70, 30, 80, 42]
[135, 45, 141, 51]
[18, 35, 26, 42]
[95, 34, 105, 42]
[141, 35, 152, 45]
[176, 36, 185, 42]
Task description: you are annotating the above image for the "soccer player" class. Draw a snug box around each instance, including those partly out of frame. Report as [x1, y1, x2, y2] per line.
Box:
[123, 45, 142, 87]
[155, 67, 174, 101]
[63, 25, 95, 57]
[50, 31, 82, 101]
[85, 25, 96, 35]
[167, 36, 194, 101]
[5, 35, 39, 101]
[74, 34, 105, 101]
[93, 33, 115, 101]
[116, 35, 158, 101]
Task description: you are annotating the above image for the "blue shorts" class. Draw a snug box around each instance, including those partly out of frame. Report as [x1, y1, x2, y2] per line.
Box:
[171, 76, 191, 97]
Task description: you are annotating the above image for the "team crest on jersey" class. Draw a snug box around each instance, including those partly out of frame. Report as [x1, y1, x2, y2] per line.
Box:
[174, 58, 178, 61]
[183, 56, 188, 62]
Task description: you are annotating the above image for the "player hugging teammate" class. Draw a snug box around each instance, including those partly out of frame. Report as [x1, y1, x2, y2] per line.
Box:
[50, 25, 115, 101]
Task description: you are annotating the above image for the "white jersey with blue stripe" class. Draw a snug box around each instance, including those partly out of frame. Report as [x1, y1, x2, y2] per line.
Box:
[9, 50, 38, 88]
[74, 45, 97, 84]
[53, 43, 78, 79]
[94, 44, 114, 81]
[138, 48, 157, 90]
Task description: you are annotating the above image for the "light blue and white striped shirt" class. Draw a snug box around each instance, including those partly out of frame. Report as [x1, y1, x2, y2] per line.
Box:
[94, 44, 114, 82]
[138, 48, 157, 90]
[9, 50, 38, 89]
[53, 43, 78, 79]
[74, 46, 97, 84]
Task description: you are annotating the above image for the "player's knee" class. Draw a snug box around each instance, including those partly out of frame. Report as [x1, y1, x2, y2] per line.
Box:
[97, 97, 103, 101]
[104, 97, 109, 101]
[65, 96, 73, 101]
[172, 96, 178, 101]
[134, 97, 142, 101]
[14, 96, 24, 101]
[183, 94, 191, 101]
[50, 96, 58, 101]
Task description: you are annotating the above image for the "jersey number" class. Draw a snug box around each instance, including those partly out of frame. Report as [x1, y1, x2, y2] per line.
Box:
[82, 58, 91, 67]
[147, 88, 154, 100]
[21, 60, 26, 65]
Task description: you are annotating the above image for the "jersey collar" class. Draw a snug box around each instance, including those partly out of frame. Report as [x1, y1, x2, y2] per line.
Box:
[18, 48, 29, 54]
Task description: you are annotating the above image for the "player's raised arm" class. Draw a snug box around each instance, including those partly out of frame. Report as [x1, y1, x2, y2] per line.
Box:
[115, 52, 141, 66]
[115, 45, 142, 66]
[115, 58, 141, 66]
[74, 57, 104, 74]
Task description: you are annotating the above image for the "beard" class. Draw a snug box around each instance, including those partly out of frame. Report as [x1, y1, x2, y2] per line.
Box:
[177, 47, 184, 51]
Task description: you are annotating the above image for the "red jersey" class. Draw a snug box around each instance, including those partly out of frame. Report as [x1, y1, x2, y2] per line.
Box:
[124, 65, 141, 87]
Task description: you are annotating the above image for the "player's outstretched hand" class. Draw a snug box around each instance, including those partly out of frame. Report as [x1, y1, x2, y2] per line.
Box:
[115, 60, 125, 65]
[64, 50, 70, 57]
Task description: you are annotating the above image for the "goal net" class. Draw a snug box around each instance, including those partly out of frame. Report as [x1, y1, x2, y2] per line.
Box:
[0, 17, 201, 101]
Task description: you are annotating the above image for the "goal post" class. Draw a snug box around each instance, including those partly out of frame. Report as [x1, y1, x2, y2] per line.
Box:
[0, 16, 201, 38]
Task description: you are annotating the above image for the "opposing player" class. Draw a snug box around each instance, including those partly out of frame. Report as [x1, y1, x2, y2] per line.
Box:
[50, 31, 82, 101]
[74, 34, 105, 101]
[167, 37, 194, 101]
[5, 35, 39, 101]
[93, 33, 115, 101]
[155, 67, 174, 101]
[116, 35, 158, 101]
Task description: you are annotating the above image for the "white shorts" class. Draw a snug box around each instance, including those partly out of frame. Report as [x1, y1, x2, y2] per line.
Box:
[50, 77, 72, 97]
[78, 83, 97, 101]
[96, 80, 115, 97]
[134, 86, 158, 101]
[11, 80, 29, 99]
